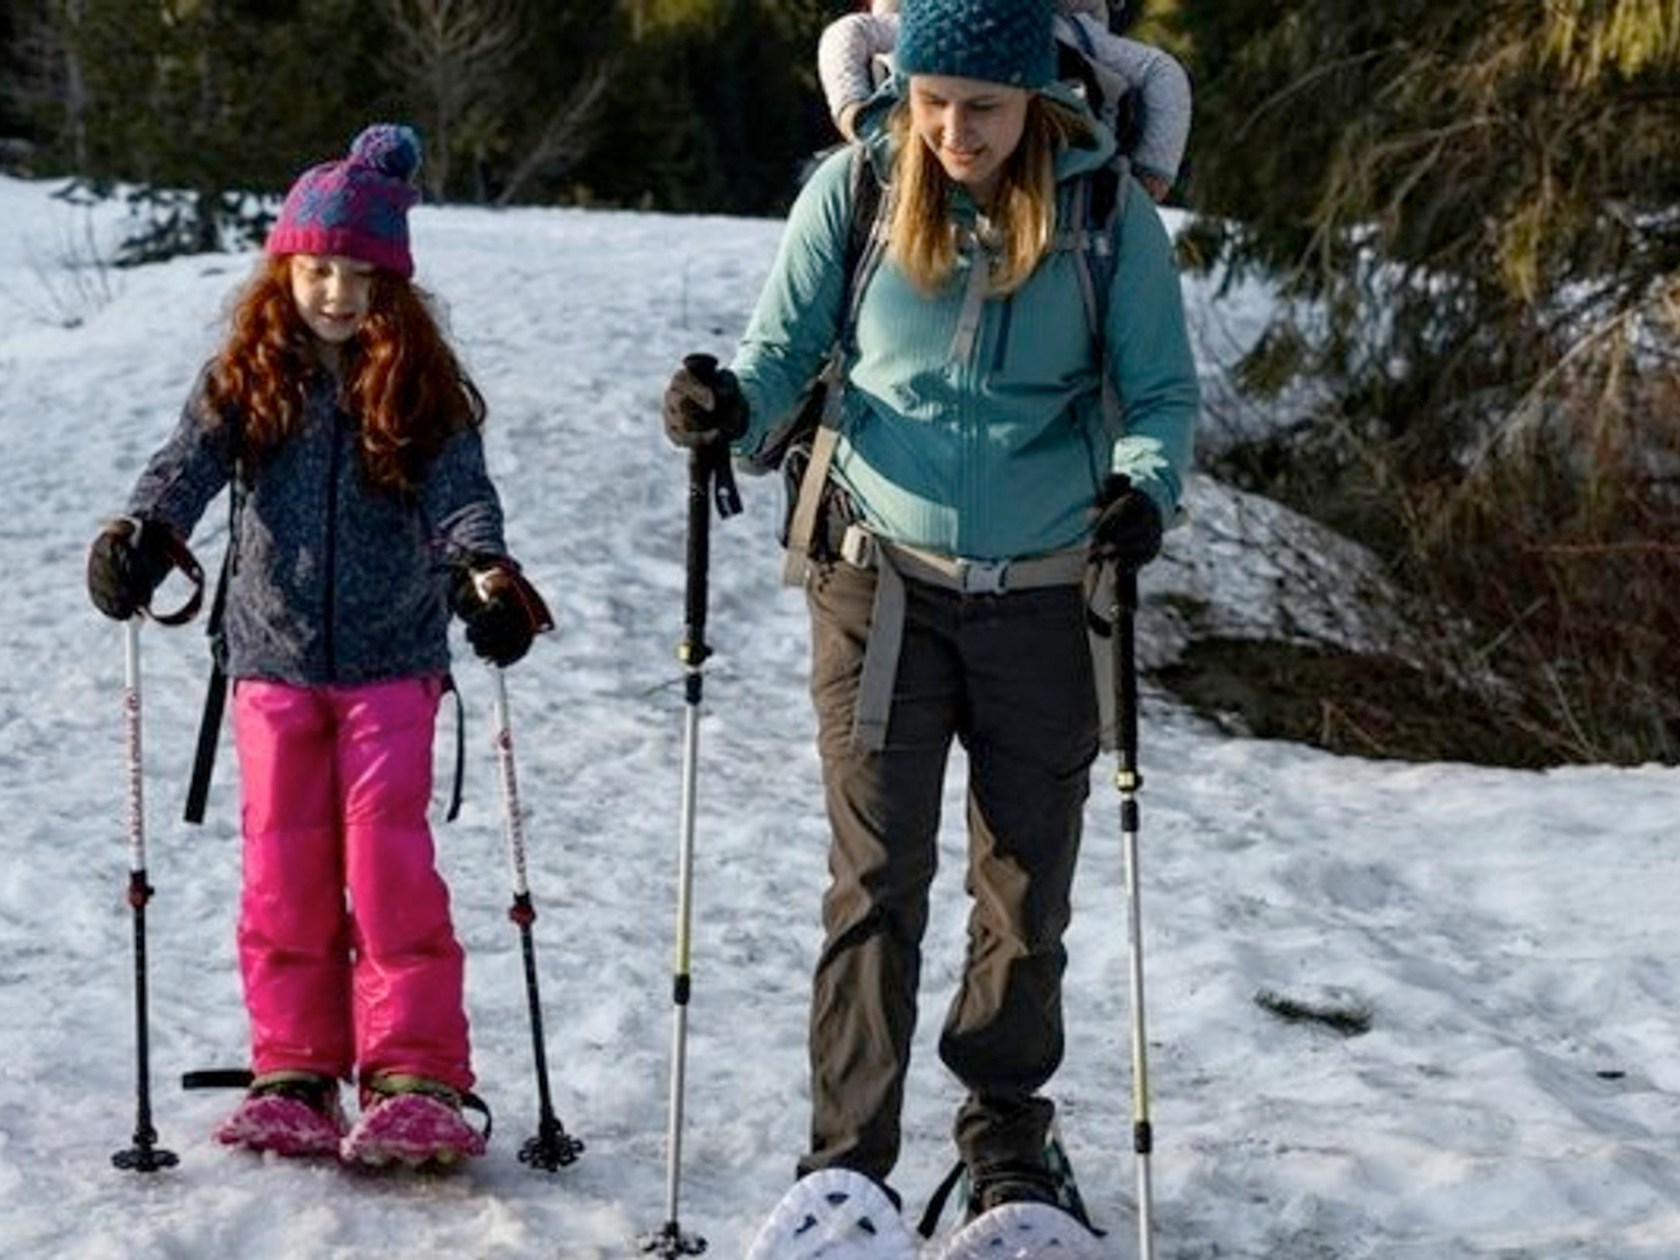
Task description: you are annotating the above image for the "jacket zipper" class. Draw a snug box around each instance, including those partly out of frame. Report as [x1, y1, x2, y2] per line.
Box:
[953, 227, 992, 554]
[322, 406, 342, 676]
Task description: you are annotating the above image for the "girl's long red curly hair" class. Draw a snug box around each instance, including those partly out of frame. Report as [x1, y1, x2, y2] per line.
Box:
[204, 254, 485, 495]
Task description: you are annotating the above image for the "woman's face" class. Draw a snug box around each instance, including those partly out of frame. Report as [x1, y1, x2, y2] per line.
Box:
[908, 74, 1031, 205]
[288, 254, 376, 346]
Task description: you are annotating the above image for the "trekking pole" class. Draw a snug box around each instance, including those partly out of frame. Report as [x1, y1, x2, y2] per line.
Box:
[486, 662, 585, 1172]
[111, 617, 179, 1173]
[641, 439, 739, 1259]
[100, 521, 202, 1172]
[1111, 566, 1155, 1258]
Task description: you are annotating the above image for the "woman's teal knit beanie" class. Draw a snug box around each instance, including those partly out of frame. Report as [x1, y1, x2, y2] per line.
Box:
[896, 0, 1055, 90]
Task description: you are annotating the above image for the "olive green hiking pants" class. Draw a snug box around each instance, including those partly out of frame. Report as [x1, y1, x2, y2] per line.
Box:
[797, 561, 1099, 1186]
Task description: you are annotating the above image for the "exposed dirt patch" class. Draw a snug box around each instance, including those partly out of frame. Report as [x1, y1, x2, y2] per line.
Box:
[1152, 637, 1561, 768]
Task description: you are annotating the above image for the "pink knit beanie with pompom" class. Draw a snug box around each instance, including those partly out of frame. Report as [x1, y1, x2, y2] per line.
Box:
[266, 124, 422, 277]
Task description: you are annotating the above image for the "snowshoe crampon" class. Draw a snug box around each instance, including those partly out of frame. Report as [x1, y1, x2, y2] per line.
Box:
[745, 1168, 918, 1260]
[940, 1201, 1106, 1260]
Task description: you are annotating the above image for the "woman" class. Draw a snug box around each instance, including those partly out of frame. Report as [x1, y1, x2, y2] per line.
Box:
[664, 0, 1198, 1213]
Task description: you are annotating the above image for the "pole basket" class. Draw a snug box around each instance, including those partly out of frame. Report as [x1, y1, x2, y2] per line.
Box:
[518, 1116, 584, 1171]
[111, 1135, 178, 1173]
[638, 1222, 708, 1257]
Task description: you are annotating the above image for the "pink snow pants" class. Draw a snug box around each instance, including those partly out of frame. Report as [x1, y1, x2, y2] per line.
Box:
[232, 676, 473, 1094]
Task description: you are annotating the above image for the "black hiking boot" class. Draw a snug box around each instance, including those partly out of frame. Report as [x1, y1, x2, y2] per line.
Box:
[967, 1159, 1060, 1216]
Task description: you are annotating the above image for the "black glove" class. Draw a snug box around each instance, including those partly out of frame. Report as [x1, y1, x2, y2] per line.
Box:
[87, 518, 177, 621]
[451, 561, 554, 667]
[1090, 475, 1164, 572]
[663, 353, 748, 449]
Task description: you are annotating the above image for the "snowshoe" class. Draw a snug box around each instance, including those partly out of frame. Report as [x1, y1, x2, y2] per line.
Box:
[939, 1201, 1106, 1260]
[339, 1075, 488, 1169]
[213, 1071, 346, 1158]
[745, 1167, 919, 1260]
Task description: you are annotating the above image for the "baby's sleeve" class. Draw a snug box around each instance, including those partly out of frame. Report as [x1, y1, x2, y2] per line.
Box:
[817, 12, 901, 123]
[1076, 17, 1193, 183]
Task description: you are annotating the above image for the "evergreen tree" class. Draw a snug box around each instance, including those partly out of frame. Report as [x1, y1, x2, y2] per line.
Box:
[568, 0, 839, 213]
[21, 0, 385, 260]
[1176, 0, 1680, 761]
[472, 1, 623, 206]
[1178, 0, 1680, 467]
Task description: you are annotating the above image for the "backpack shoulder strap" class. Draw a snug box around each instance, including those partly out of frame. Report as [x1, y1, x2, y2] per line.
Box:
[184, 414, 244, 826]
[835, 144, 889, 353]
[1061, 161, 1128, 434]
[739, 144, 884, 480]
[1067, 160, 1127, 345]
[780, 148, 891, 586]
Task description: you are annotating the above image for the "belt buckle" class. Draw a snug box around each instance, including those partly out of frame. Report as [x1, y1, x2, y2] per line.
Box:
[960, 558, 1010, 595]
[839, 523, 877, 570]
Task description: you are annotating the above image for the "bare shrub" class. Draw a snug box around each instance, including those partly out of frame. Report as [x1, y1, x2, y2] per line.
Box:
[1401, 364, 1680, 764]
[0, 191, 118, 328]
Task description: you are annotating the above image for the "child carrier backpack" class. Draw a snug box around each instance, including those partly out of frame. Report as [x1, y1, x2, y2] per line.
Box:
[1056, 13, 1145, 159]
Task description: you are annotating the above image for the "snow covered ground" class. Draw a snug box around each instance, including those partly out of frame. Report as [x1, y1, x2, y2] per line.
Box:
[1, 174, 1678, 1258]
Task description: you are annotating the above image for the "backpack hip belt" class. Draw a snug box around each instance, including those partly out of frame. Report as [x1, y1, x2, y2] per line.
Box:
[840, 524, 1087, 596]
[836, 521, 1087, 752]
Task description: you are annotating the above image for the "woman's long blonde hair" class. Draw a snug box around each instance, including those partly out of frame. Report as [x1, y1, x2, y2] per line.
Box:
[886, 93, 1093, 296]
[204, 255, 484, 495]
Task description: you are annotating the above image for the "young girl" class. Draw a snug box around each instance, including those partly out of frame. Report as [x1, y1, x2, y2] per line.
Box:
[86, 123, 549, 1168]
[668, 0, 1197, 1224]
[818, 0, 1191, 201]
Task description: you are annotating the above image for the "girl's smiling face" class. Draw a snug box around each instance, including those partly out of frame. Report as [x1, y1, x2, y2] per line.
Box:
[288, 254, 376, 346]
[908, 74, 1031, 205]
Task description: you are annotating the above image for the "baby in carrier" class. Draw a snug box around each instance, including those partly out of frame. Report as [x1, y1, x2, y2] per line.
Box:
[818, 0, 1192, 202]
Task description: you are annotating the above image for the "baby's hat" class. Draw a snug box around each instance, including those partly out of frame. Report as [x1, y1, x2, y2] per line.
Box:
[896, 0, 1055, 90]
[266, 124, 423, 278]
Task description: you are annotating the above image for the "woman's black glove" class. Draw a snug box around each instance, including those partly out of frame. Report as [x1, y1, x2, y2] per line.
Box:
[451, 560, 554, 667]
[1090, 475, 1164, 572]
[663, 353, 748, 449]
[87, 518, 178, 621]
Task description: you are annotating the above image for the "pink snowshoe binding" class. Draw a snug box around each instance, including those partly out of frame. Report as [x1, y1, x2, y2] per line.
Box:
[214, 1072, 346, 1158]
[339, 1075, 488, 1169]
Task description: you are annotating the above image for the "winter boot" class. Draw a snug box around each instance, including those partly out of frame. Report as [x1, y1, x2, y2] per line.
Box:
[967, 1158, 1061, 1215]
[340, 1074, 488, 1168]
[941, 1142, 1104, 1260]
[971, 1132, 1099, 1222]
[214, 1071, 346, 1158]
[919, 1133, 1100, 1234]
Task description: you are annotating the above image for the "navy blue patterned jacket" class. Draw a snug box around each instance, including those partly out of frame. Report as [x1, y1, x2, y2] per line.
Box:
[125, 367, 507, 686]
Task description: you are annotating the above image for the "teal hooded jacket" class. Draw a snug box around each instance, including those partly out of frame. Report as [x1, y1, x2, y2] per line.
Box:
[729, 94, 1199, 563]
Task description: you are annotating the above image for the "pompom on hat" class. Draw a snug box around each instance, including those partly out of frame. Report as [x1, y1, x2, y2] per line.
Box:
[896, 0, 1056, 90]
[266, 124, 423, 278]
